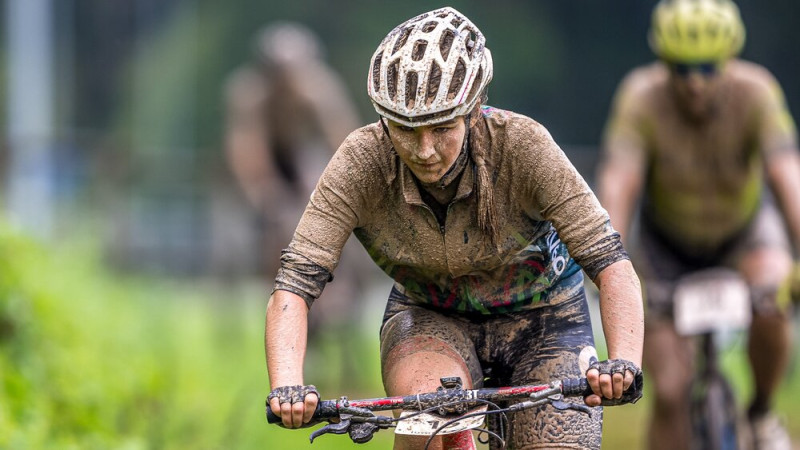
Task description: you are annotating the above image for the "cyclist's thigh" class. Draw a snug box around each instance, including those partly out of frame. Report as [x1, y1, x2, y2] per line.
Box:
[726, 201, 793, 313]
[499, 292, 603, 450]
[644, 318, 694, 407]
[380, 294, 482, 395]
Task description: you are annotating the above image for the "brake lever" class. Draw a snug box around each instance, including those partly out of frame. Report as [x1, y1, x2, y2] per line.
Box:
[309, 416, 352, 443]
[550, 400, 592, 415]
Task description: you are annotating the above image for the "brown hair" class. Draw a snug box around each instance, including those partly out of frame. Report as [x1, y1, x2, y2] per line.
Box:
[467, 96, 498, 247]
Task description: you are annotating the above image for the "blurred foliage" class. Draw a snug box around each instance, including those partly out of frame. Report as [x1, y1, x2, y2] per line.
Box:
[0, 218, 393, 448]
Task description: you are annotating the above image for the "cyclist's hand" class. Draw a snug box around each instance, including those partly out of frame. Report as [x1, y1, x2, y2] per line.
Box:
[267, 384, 320, 428]
[585, 359, 643, 407]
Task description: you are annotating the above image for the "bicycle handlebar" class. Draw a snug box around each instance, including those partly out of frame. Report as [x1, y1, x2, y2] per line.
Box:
[266, 377, 593, 427]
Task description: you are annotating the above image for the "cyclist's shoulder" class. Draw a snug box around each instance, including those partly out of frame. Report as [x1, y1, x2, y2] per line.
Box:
[725, 59, 778, 83]
[332, 122, 398, 180]
[724, 59, 785, 99]
[610, 62, 669, 118]
[483, 106, 551, 140]
[616, 61, 669, 96]
[483, 107, 563, 162]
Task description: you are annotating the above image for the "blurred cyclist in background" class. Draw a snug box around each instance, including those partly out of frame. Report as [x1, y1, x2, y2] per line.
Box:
[224, 22, 373, 389]
[597, 0, 800, 449]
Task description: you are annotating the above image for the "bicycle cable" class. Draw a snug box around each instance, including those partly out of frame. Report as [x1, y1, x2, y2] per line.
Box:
[414, 398, 520, 450]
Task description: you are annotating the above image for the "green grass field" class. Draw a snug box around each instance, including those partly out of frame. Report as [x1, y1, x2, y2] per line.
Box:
[0, 222, 797, 449]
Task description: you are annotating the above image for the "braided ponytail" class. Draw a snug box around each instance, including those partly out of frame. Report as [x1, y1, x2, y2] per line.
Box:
[467, 102, 499, 247]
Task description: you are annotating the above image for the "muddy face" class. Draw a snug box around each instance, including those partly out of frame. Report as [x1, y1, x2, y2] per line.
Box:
[386, 118, 466, 184]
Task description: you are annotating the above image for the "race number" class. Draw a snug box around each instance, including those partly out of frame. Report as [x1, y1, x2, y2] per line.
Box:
[673, 270, 751, 336]
[394, 405, 488, 436]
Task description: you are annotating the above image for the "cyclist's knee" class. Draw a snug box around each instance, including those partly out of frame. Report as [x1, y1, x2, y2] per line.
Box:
[749, 283, 795, 318]
[381, 336, 473, 396]
[380, 307, 480, 394]
[652, 384, 690, 419]
[738, 247, 792, 289]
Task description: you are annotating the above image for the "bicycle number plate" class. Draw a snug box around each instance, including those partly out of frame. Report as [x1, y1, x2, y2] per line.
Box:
[394, 405, 487, 436]
[673, 274, 751, 336]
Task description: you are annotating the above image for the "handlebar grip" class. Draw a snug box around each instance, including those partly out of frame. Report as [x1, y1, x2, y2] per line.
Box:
[560, 378, 593, 397]
[266, 400, 340, 426]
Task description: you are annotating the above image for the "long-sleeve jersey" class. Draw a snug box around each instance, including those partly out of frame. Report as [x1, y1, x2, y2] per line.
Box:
[275, 106, 628, 314]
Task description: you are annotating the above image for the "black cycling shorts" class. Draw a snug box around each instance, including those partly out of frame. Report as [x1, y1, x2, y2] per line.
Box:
[379, 285, 603, 449]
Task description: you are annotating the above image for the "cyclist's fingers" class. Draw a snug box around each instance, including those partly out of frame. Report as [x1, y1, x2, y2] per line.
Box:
[291, 401, 305, 428]
[623, 369, 635, 391]
[280, 401, 294, 428]
[611, 372, 625, 398]
[269, 398, 282, 418]
[586, 368, 601, 394]
[584, 393, 602, 407]
[302, 393, 318, 423]
[599, 373, 614, 399]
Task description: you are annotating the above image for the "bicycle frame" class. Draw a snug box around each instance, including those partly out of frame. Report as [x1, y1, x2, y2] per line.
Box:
[672, 268, 750, 450]
[689, 333, 741, 450]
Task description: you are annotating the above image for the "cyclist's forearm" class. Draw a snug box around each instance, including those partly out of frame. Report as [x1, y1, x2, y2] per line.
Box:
[265, 289, 310, 387]
[594, 259, 644, 366]
[766, 150, 800, 253]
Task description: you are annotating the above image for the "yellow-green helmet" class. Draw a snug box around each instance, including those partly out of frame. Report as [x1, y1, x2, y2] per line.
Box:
[649, 0, 746, 63]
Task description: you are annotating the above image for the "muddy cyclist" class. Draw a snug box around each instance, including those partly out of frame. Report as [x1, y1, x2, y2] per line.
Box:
[266, 7, 644, 449]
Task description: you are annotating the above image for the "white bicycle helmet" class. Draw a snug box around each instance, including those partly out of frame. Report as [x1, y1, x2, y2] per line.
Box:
[367, 7, 493, 127]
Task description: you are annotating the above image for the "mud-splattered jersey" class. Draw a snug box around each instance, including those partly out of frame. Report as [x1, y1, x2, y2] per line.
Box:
[276, 107, 627, 314]
[602, 60, 798, 253]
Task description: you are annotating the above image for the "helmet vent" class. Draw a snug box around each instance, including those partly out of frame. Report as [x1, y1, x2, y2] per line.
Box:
[440, 30, 455, 60]
[466, 66, 483, 105]
[450, 17, 463, 27]
[412, 41, 428, 61]
[371, 52, 383, 93]
[405, 71, 419, 109]
[447, 59, 467, 101]
[464, 29, 478, 59]
[688, 26, 699, 42]
[708, 22, 719, 38]
[667, 22, 679, 39]
[422, 21, 438, 33]
[387, 60, 399, 101]
[392, 27, 412, 55]
[426, 62, 442, 106]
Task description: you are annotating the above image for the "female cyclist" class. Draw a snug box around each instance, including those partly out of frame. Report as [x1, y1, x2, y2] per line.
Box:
[266, 7, 644, 449]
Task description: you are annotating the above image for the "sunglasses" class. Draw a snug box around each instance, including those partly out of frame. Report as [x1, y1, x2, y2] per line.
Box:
[670, 62, 719, 77]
